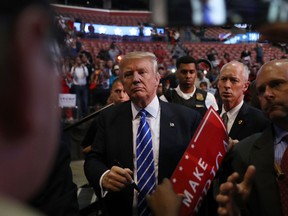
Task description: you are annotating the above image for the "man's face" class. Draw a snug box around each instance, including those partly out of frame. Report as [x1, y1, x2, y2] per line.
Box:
[256, 61, 288, 124]
[121, 58, 159, 107]
[107, 60, 113, 68]
[176, 63, 197, 92]
[218, 62, 249, 110]
[110, 82, 129, 104]
[0, 7, 59, 200]
[76, 56, 82, 65]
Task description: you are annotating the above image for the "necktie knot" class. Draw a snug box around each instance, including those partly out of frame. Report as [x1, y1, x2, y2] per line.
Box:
[139, 109, 148, 118]
[222, 112, 228, 128]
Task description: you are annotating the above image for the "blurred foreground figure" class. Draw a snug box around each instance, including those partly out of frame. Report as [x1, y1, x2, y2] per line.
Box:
[0, 0, 78, 215]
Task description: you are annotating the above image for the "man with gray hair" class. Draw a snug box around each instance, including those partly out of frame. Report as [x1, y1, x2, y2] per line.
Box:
[218, 60, 269, 142]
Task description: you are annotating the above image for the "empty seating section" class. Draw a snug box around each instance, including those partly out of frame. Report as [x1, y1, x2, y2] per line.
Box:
[81, 39, 285, 64]
[53, 4, 151, 26]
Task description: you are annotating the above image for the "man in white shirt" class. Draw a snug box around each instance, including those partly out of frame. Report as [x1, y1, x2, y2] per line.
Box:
[84, 52, 201, 216]
[160, 55, 218, 117]
[71, 56, 89, 117]
[218, 60, 269, 141]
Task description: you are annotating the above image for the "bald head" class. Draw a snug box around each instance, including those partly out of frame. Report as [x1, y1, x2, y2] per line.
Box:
[256, 59, 288, 130]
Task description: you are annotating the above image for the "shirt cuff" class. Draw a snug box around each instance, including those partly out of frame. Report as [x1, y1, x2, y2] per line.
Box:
[99, 169, 110, 198]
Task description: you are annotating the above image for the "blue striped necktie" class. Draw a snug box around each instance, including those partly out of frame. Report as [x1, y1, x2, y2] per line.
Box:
[136, 109, 156, 216]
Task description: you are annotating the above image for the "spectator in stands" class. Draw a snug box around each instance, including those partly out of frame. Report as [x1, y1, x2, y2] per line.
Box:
[159, 65, 178, 93]
[254, 43, 264, 65]
[60, 58, 74, 123]
[187, 48, 197, 59]
[67, 37, 78, 59]
[109, 64, 120, 86]
[200, 81, 208, 91]
[90, 60, 110, 108]
[219, 52, 231, 69]
[171, 43, 187, 59]
[195, 70, 212, 89]
[105, 59, 114, 88]
[153, 44, 166, 64]
[206, 47, 218, 62]
[79, 45, 93, 65]
[70, 56, 89, 117]
[240, 45, 252, 66]
[160, 56, 218, 117]
[108, 41, 121, 63]
[81, 53, 94, 84]
[138, 22, 144, 36]
[97, 43, 110, 61]
[0, 0, 78, 215]
[75, 36, 82, 53]
[82, 78, 129, 154]
[88, 23, 95, 35]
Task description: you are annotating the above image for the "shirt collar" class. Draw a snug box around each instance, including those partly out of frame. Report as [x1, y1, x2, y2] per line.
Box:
[273, 124, 288, 145]
[131, 96, 160, 119]
[221, 100, 244, 119]
[175, 85, 196, 99]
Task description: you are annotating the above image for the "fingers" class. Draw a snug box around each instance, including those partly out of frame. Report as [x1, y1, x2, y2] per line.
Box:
[216, 166, 256, 216]
[228, 137, 239, 151]
[146, 178, 183, 216]
[242, 165, 256, 189]
[216, 172, 240, 215]
[102, 166, 133, 191]
[238, 165, 256, 201]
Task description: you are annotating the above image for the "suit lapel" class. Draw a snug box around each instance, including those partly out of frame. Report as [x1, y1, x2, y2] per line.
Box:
[250, 127, 282, 215]
[115, 102, 134, 170]
[229, 103, 247, 138]
[158, 101, 178, 181]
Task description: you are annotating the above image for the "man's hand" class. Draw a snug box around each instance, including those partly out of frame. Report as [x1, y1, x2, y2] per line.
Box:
[216, 165, 256, 216]
[102, 166, 133, 192]
[146, 178, 183, 216]
[227, 137, 239, 151]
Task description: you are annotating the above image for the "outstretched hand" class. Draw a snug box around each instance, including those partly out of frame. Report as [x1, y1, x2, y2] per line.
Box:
[146, 178, 183, 216]
[216, 165, 256, 216]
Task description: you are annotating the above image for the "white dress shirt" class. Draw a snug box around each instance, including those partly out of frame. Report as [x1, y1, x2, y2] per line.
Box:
[220, 100, 243, 134]
[131, 95, 160, 184]
[99, 96, 161, 201]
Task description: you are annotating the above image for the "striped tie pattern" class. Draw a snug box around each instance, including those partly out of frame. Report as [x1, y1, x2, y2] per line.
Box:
[136, 109, 156, 216]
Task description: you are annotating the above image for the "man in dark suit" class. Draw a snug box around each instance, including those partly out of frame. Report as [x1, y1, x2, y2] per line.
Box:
[197, 60, 270, 216]
[217, 60, 270, 142]
[216, 59, 288, 216]
[84, 52, 201, 216]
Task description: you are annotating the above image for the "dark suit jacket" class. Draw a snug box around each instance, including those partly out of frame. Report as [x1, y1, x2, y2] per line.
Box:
[84, 100, 201, 216]
[222, 102, 270, 141]
[227, 125, 283, 216]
